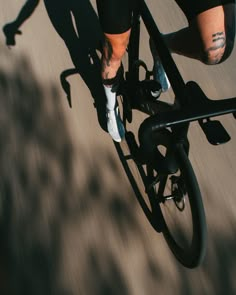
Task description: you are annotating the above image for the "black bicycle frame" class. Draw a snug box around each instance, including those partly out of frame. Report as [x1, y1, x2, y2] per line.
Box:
[128, 0, 236, 149]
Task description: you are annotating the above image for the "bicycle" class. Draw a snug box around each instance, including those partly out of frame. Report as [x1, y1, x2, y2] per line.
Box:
[115, 0, 236, 269]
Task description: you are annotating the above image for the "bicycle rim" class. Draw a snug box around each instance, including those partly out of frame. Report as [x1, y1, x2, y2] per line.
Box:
[148, 144, 207, 268]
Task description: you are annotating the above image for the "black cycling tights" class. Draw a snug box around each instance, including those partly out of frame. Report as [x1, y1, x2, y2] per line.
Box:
[96, 0, 235, 34]
[96, 0, 133, 34]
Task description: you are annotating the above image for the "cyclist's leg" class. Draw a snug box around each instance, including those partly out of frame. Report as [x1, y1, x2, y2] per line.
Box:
[101, 31, 131, 81]
[96, 0, 132, 79]
[96, 0, 132, 141]
[165, 1, 235, 64]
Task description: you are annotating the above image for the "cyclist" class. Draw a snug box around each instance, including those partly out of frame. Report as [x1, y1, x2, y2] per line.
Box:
[96, 0, 235, 142]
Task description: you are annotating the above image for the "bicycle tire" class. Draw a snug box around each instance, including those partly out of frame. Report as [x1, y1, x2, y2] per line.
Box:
[147, 144, 207, 268]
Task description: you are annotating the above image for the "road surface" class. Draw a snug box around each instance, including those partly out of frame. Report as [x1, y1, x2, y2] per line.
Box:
[0, 0, 236, 294]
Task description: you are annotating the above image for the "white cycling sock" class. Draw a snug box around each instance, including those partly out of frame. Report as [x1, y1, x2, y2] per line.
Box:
[103, 65, 123, 111]
[103, 84, 116, 111]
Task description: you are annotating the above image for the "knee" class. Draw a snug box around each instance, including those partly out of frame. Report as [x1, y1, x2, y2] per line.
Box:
[110, 43, 127, 60]
[107, 42, 126, 61]
[103, 30, 130, 61]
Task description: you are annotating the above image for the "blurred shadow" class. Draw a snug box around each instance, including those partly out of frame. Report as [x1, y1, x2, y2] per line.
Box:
[2, 0, 107, 130]
[0, 47, 140, 294]
[85, 248, 129, 295]
[2, 3, 236, 293]
[2, 0, 40, 46]
[0, 48, 236, 295]
[43, 0, 107, 130]
[0, 46, 75, 295]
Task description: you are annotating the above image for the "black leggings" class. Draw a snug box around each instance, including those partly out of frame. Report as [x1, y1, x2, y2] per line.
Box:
[96, 0, 133, 34]
[96, 0, 235, 33]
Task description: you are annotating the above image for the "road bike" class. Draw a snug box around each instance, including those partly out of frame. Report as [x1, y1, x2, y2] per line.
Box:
[115, 0, 236, 268]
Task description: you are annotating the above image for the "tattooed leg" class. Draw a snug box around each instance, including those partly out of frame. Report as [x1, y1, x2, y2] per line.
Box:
[101, 30, 130, 110]
[165, 5, 234, 64]
[101, 37, 114, 80]
[203, 31, 226, 64]
[101, 31, 130, 141]
[101, 30, 130, 81]
[101, 31, 129, 109]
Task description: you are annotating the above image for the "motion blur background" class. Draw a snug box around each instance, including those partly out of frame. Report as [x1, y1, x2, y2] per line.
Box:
[0, 0, 236, 294]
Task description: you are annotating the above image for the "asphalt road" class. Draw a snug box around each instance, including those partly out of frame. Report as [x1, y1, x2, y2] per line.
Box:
[0, 0, 236, 294]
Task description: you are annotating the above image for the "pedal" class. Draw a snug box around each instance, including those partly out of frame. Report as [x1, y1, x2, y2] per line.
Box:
[138, 80, 162, 101]
[199, 119, 231, 145]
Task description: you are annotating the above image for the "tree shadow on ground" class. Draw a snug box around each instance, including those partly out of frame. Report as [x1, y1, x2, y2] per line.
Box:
[0, 45, 76, 295]
[2, 2, 236, 294]
[0, 46, 140, 295]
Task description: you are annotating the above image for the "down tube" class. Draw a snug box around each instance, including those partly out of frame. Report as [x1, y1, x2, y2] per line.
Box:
[128, 11, 141, 82]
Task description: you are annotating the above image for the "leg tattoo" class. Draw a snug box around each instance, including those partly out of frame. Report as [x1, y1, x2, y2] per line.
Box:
[102, 37, 113, 80]
[204, 31, 226, 64]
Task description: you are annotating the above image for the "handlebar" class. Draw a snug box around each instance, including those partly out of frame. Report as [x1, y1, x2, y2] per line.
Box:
[136, 0, 236, 150]
[138, 81, 236, 148]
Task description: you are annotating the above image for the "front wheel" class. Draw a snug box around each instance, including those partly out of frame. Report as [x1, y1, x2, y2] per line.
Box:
[147, 144, 207, 268]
